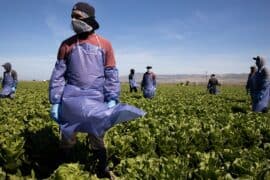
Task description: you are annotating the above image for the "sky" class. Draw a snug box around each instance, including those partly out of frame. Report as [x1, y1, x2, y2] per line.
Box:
[0, 0, 270, 80]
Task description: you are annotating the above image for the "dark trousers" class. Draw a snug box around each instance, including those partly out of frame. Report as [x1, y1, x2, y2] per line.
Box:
[129, 86, 138, 93]
[208, 87, 217, 94]
[60, 133, 109, 177]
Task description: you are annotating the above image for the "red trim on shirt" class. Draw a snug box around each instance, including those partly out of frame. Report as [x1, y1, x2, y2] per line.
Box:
[57, 33, 116, 67]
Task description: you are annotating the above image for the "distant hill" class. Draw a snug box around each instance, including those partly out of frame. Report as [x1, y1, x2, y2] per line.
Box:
[120, 73, 248, 85]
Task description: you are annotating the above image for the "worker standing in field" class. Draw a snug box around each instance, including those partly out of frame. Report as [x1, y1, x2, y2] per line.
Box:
[128, 69, 138, 93]
[251, 56, 270, 112]
[0, 62, 18, 99]
[141, 66, 156, 99]
[207, 74, 220, 94]
[246, 66, 257, 101]
[49, 2, 145, 179]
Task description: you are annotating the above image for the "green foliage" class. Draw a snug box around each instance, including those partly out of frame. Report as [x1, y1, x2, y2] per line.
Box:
[0, 82, 270, 179]
[49, 163, 91, 180]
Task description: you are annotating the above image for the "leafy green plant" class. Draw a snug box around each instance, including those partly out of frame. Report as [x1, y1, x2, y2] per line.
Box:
[0, 82, 270, 179]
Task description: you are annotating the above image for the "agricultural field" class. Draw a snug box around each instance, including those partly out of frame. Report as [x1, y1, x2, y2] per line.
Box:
[0, 82, 269, 179]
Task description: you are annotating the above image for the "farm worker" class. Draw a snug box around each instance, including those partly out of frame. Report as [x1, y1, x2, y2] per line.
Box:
[207, 74, 220, 94]
[0, 62, 18, 99]
[48, 2, 145, 179]
[252, 56, 270, 112]
[141, 66, 156, 99]
[128, 69, 138, 93]
[246, 66, 257, 101]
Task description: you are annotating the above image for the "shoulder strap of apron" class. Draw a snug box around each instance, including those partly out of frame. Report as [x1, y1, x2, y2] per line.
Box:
[95, 34, 101, 48]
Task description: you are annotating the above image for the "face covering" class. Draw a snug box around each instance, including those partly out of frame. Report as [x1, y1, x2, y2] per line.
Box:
[72, 18, 93, 34]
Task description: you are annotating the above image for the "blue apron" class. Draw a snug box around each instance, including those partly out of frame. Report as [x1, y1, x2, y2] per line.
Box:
[0, 72, 15, 96]
[129, 74, 137, 88]
[50, 42, 145, 139]
[252, 69, 270, 112]
[142, 73, 156, 98]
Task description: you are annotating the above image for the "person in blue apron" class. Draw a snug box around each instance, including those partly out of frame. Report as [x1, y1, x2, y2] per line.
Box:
[0, 63, 18, 99]
[141, 66, 156, 99]
[246, 66, 256, 102]
[252, 56, 270, 112]
[207, 74, 220, 94]
[49, 2, 145, 179]
[128, 69, 138, 93]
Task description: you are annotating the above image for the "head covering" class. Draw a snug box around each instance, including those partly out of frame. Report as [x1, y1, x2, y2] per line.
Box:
[211, 74, 215, 77]
[130, 69, 135, 73]
[253, 56, 266, 68]
[253, 56, 261, 61]
[72, 2, 99, 30]
[2, 62, 12, 72]
[146, 66, 152, 69]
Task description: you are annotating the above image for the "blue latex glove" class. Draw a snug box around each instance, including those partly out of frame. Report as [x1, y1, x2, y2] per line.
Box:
[107, 100, 116, 108]
[50, 104, 60, 122]
[11, 87, 16, 92]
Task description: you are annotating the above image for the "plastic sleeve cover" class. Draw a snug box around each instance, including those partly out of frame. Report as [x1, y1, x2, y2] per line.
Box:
[103, 67, 120, 102]
[49, 60, 67, 104]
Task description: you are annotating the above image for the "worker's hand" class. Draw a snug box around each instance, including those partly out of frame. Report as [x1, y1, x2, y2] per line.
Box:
[50, 104, 60, 122]
[11, 87, 16, 92]
[107, 100, 116, 108]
